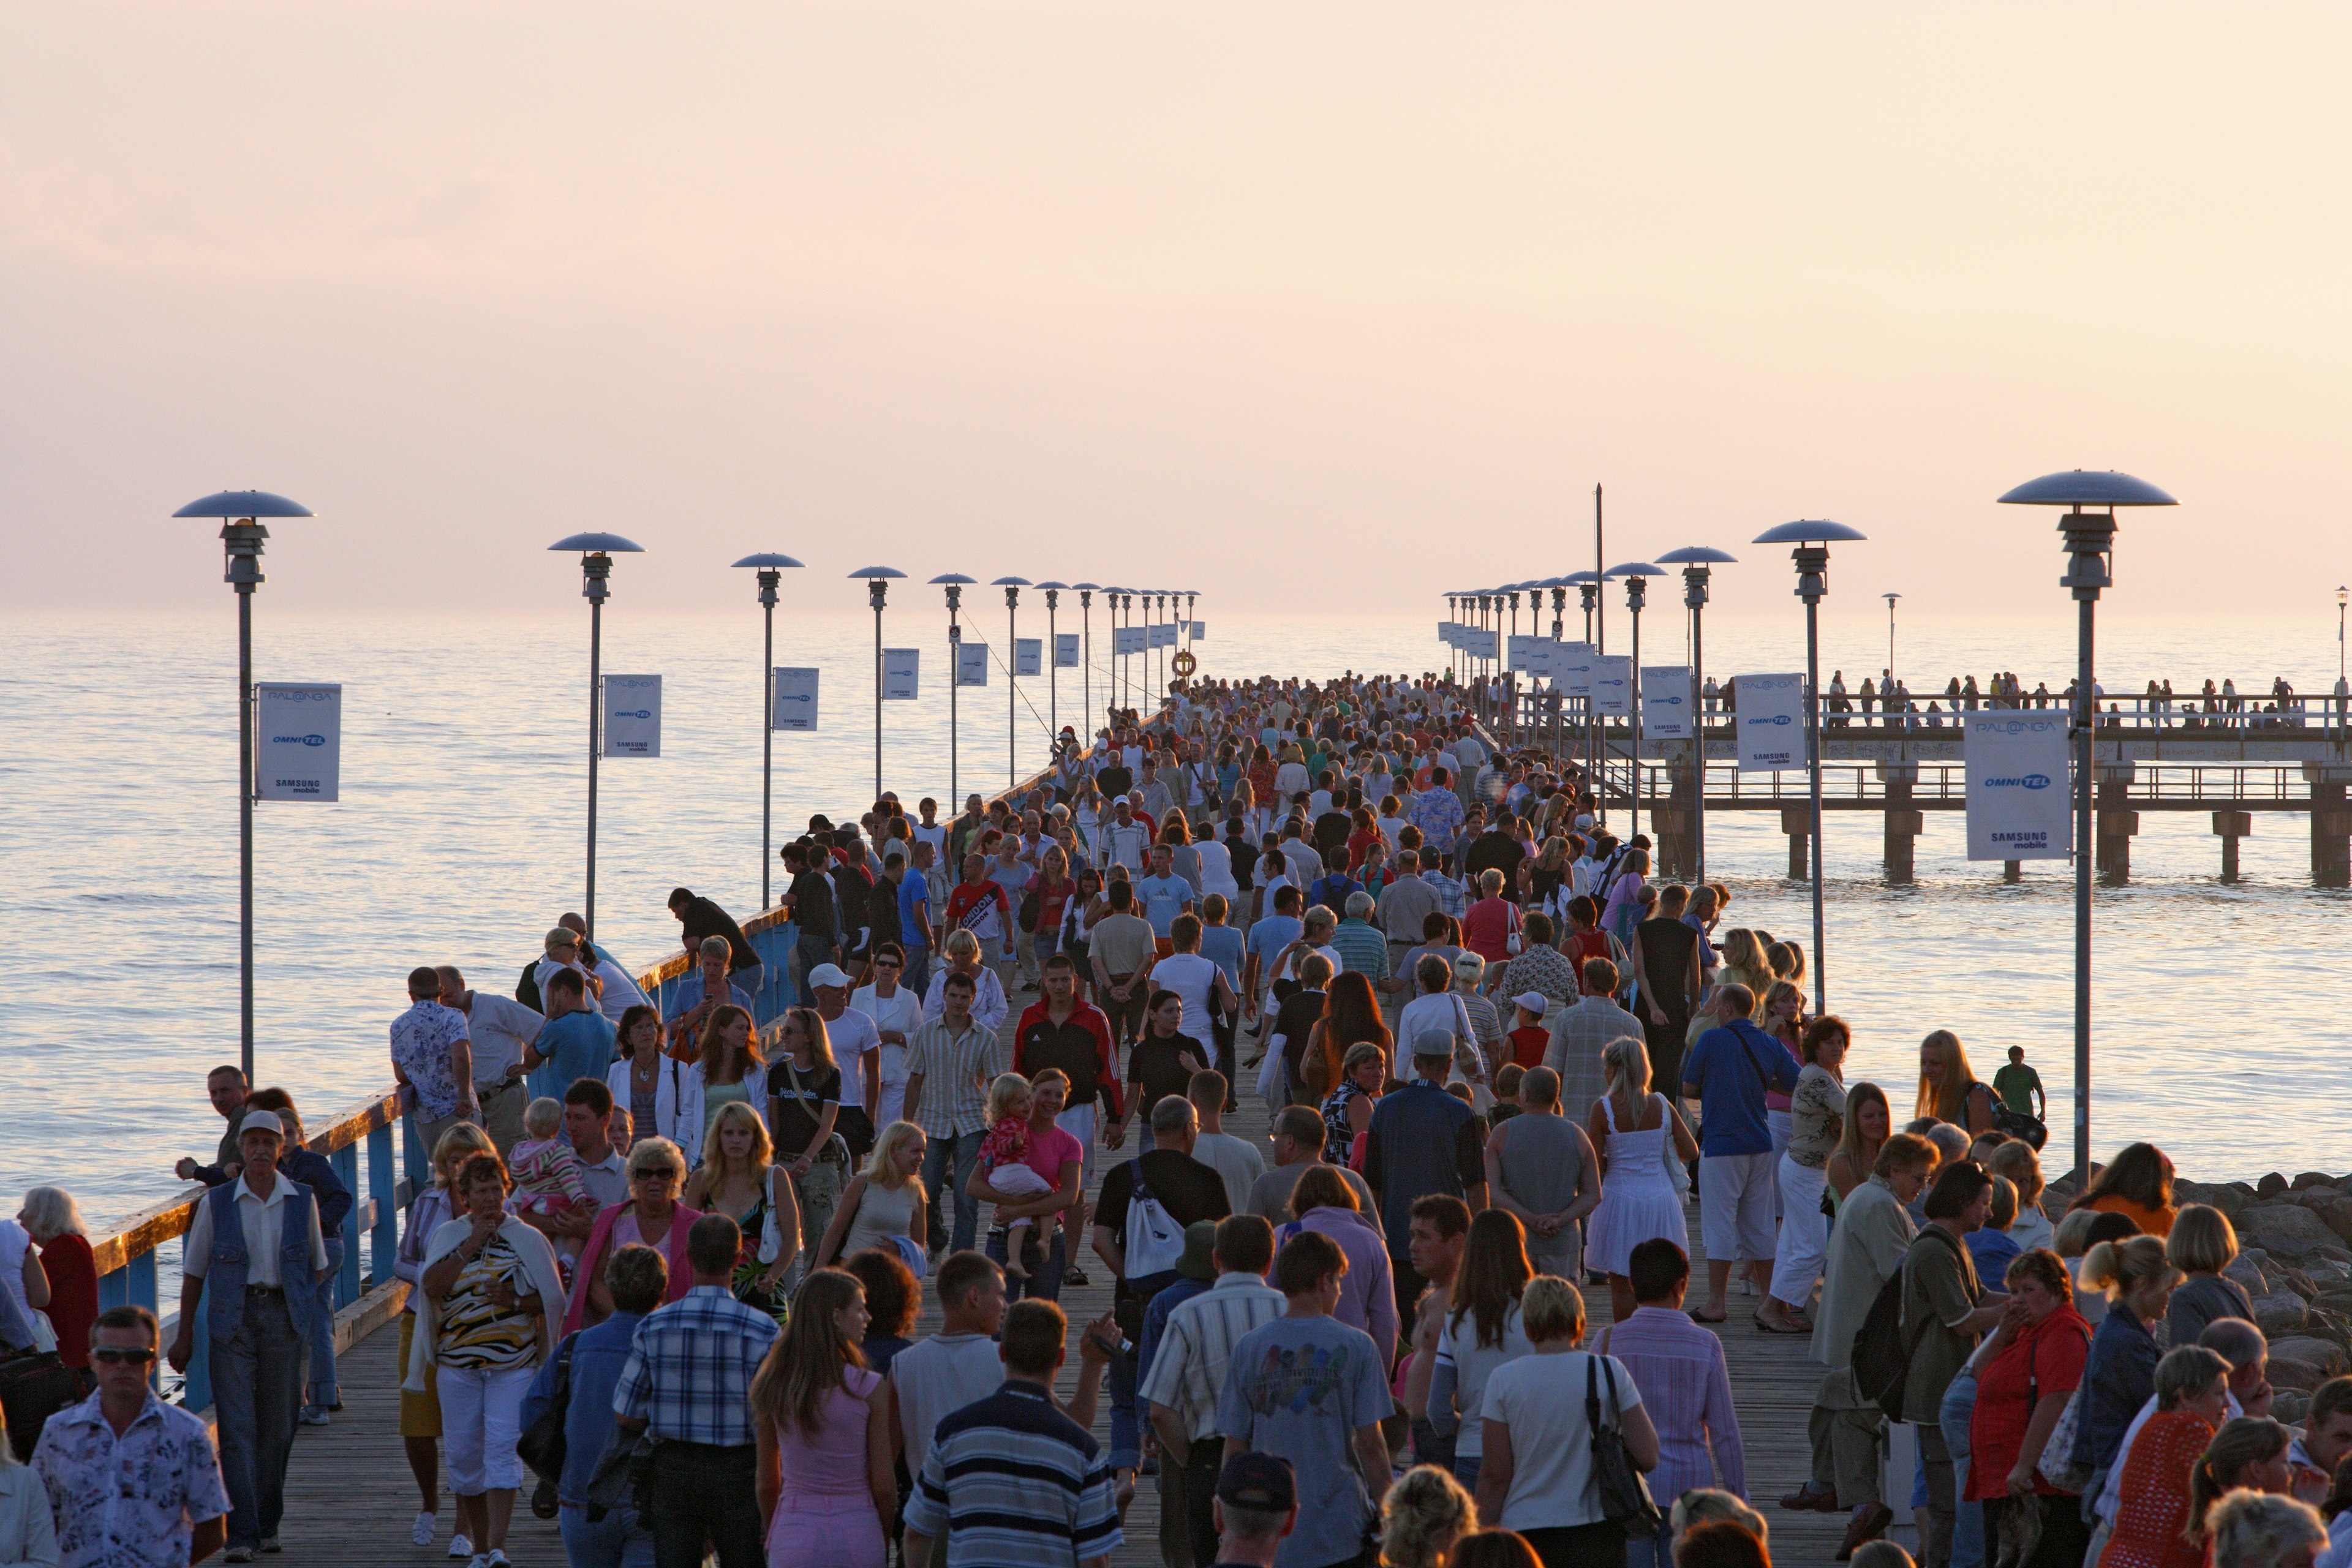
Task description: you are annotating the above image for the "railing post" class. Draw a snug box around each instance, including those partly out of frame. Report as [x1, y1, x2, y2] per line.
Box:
[184, 1273, 213, 1412]
[402, 1109, 431, 1205]
[369, 1121, 399, 1292]
[330, 1141, 363, 1306]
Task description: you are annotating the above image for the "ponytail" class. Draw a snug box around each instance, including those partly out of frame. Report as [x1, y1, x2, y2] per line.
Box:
[2185, 1417, 2291, 1545]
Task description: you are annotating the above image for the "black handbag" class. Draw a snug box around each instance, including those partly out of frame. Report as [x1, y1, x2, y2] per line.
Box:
[514, 1336, 572, 1483]
[0, 1346, 85, 1463]
[1586, 1348, 1664, 1540]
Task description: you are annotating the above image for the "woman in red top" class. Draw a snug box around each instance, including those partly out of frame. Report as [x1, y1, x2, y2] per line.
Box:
[1345, 807, 1381, 875]
[1030, 844, 1077, 972]
[19, 1188, 95, 1376]
[1459, 869, 1521, 970]
[1966, 1247, 2092, 1566]
[1561, 894, 1616, 993]
[1246, 745, 1279, 815]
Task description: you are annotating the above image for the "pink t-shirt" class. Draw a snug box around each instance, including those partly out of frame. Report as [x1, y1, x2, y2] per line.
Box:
[1020, 1124, 1084, 1189]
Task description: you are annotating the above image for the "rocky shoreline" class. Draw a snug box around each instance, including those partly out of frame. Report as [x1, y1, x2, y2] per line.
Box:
[2044, 1169, 2352, 1423]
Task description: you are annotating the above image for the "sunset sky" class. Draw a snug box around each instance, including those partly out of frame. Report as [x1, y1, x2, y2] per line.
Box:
[5, 2, 2347, 621]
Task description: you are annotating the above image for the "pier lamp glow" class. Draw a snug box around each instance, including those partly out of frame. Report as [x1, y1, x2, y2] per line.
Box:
[1654, 547, 1738, 886]
[1073, 583, 1101, 736]
[548, 531, 647, 947]
[1607, 564, 1665, 838]
[848, 567, 905, 800]
[175, 488, 317, 1079]
[930, 573, 975, 807]
[1752, 519, 1869, 1019]
[993, 577, 1031, 790]
[731, 554, 805, 909]
[1997, 467, 2177, 1186]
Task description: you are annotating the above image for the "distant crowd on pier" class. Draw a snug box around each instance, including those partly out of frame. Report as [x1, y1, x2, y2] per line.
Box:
[4, 670, 2344, 1568]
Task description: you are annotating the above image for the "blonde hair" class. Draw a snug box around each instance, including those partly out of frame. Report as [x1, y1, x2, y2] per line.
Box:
[1985, 1139, 2045, 1212]
[626, 1135, 687, 1184]
[18, 1186, 88, 1242]
[2168, 1204, 2240, 1277]
[431, 1122, 497, 1186]
[1379, 1464, 1477, 1568]
[1915, 1028, 1979, 1123]
[1603, 1036, 1651, 1099]
[523, 1096, 565, 1140]
[2080, 1234, 2180, 1304]
[983, 1072, 1034, 1128]
[943, 929, 981, 962]
[863, 1121, 929, 1195]
[1670, 1488, 1768, 1542]
[701, 1101, 774, 1184]
[1519, 1273, 1586, 1344]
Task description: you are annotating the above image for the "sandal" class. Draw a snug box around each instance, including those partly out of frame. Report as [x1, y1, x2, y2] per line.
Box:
[1687, 1308, 1728, 1324]
[1751, 1312, 1804, 1334]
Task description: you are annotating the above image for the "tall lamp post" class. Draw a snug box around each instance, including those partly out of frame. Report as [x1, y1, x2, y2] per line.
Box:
[993, 576, 1031, 789]
[1074, 583, 1100, 738]
[731, 553, 805, 907]
[1883, 592, 1902, 693]
[848, 567, 905, 799]
[1607, 564, 1664, 837]
[1565, 572, 1600, 806]
[1752, 521, 1866, 1018]
[1036, 582, 1068, 748]
[930, 574, 975, 807]
[1654, 546, 1736, 886]
[2337, 587, 2348, 740]
[1997, 469, 2177, 1185]
[175, 488, 317, 1080]
[549, 532, 647, 945]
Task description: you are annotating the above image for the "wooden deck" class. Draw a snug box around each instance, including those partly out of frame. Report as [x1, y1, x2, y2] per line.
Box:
[265, 993, 1905, 1568]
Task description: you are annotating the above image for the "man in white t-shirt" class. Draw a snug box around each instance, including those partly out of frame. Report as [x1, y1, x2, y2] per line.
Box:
[807, 964, 882, 1134]
[1186, 1074, 1265, 1213]
[851, 945, 924, 1129]
[888, 1254, 1008, 1480]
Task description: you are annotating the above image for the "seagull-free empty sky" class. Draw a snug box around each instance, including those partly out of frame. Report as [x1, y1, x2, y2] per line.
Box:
[4, 2, 2347, 618]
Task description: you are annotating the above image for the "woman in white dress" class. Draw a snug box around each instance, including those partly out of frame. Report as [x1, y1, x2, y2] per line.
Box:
[1583, 1035, 1699, 1325]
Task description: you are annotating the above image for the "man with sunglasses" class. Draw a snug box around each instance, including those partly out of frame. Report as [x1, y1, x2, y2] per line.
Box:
[32, 1305, 230, 1568]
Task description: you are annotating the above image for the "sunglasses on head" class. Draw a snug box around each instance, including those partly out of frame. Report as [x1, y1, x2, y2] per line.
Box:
[93, 1346, 156, 1366]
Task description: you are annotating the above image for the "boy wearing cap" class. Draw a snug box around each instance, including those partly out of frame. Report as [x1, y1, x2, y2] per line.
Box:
[1506, 991, 1550, 1072]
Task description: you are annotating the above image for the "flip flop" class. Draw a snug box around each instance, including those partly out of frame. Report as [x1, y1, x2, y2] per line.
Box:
[1687, 1308, 1728, 1324]
[1752, 1312, 1803, 1333]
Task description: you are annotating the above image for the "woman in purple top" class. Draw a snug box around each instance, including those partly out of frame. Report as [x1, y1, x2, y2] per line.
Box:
[753, 1268, 894, 1568]
[1276, 1165, 1399, 1363]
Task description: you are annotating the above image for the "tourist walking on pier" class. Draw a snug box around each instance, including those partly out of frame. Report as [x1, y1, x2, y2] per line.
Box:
[391, 968, 477, 1164]
[566, 1138, 699, 1332]
[1585, 1036, 1698, 1325]
[750, 1267, 894, 1568]
[167, 1110, 330, 1562]
[1681, 986, 1800, 1325]
[662, 938, 755, 1065]
[1483, 1067, 1599, 1281]
[1899, 1160, 2005, 1568]
[1758, 1016, 1850, 1335]
[903, 970, 1002, 1257]
[17, 1187, 94, 1386]
[434, 966, 543, 1158]
[613, 1215, 783, 1568]
[175, 1064, 262, 1188]
[518, 1242, 666, 1568]
[32, 1305, 230, 1568]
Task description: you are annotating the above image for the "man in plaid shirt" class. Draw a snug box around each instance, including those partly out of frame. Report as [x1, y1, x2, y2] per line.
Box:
[612, 1214, 780, 1568]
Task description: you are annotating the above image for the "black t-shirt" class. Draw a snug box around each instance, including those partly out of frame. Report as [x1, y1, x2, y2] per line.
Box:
[1463, 831, 1526, 888]
[683, 895, 758, 973]
[764, 1058, 842, 1158]
[1271, 987, 1329, 1094]
[787, 871, 838, 943]
[1312, 810, 1353, 858]
[1097, 764, 1134, 800]
[1096, 1150, 1231, 1256]
[1127, 1033, 1208, 1128]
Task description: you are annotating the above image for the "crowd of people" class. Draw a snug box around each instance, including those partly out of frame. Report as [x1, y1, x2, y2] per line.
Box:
[6, 670, 2345, 1568]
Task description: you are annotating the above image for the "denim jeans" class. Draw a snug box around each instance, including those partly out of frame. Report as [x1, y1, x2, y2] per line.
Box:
[303, 1237, 344, 1413]
[1626, 1518, 1676, 1567]
[1940, 1372, 1983, 1568]
[213, 1291, 305, 1548]
[919, 1129, 985, 1254]
[902, 947, 932, 997]
[560, 1502, 655, 1568]
[984, 1228, 1066, 1303]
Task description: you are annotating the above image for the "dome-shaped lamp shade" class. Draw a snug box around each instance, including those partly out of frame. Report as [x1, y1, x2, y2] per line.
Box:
[990, 576, 1032, 587]
[549, 532, 645, 552]
[1997, 470, 2177, 508]
[848, 565, 907, 579]
[1562, 570, 1600, 585]
[1034, 580, 1070, 591]
[1655, 545, 1739, 565]
[1605, 562, 1665, 578]
[731, 552, 805, 569]
[1753, 520, 1866, 545]
[928, 573, 975, 586]
[1072, 582, 1102, 592]
[175, 490, 314, 519]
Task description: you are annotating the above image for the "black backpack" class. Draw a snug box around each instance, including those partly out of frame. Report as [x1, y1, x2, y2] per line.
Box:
[1850, 1224, 1959, 1423]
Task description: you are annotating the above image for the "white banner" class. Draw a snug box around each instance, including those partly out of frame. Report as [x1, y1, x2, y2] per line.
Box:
[1466, 627, 1499, 661]
[1555, 641, 1596, 696]
[602, 674, 662, 758]
[1115, 625, 1146, 657]
[1185, 621, 1205, 642]
[1640, 666, 1693, 740]
[771, 666, 819, 731]
[1054, 633, 1080, 669]
[255, 682, 341, 802]
[1148, 621, 1178, 648]
[1966, 712, 2071, 861]
[955, 642, 990, 687]
[1014, 638, 1042, 677]
[1506, 634, 1539, 671]
[1440, 620, 1461, 648]
[1735, 673, 1805, 772]
[1590, 655, 1633, 715]
[882, 648, 920, 701]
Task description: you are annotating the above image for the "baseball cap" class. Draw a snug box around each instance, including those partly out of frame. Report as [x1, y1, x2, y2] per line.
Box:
[807, 963, 853, 990]
[238, 1110, 285, 1139]
[1216, 1452, 1295, 1512]
[1513, 990, 1548, 1017]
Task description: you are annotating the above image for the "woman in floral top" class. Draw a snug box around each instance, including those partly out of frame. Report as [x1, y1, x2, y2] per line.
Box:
[1759, 1015, 1850, 1334]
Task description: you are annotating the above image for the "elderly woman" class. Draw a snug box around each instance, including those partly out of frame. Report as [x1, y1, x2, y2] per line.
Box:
[1964, 1248, 2092, 1566]
[606, 1003, 682, 1153]
[406, 1152, 568, 1568]
[565, 1136, 701, 1333]
[17, 1188, 94, 1380]
[393, 1123, 496, 1551]
[921, 929, 1009, 1037]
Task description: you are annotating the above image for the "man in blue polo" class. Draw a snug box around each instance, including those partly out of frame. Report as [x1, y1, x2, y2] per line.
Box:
[1134, 843, 1195, 956]
[1681, 982, 1801, 1323]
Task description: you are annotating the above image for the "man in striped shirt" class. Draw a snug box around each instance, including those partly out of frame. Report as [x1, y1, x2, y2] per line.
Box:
[1325, 892, 1392, 988]
[1142, 1216, 1286, 1568]
[903, 973, 1004, 1256]
[904, 1298, 1121, 1568]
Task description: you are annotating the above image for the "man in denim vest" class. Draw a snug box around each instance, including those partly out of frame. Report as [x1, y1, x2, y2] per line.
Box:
[167, 1109, 332, 1561]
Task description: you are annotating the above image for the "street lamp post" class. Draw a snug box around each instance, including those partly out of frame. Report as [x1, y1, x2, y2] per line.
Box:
[1997, 469, 2177, 1185]
[1752, 521, 1869, 1019]
[1883, 592, 1902, 695]
[175, 488, 317, 1080]
[732, 553, 805, 908]
[1566, 572, 1600, 812]
[1654, 547, 1737, 888]
[993, 577, 1030, 790]
[2337, 587, 2348, 741]
[1607, 564, 1664, 837]
[1037, 582, 1068, 749]
[930, 575, 975, 808]
[848, 567, 905, 800]
[549, 532, 648, 946]
[1074, 584, 1099, 738]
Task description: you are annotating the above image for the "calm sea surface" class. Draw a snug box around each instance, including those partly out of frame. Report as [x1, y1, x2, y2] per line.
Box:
[5, 606, 2345, 1231]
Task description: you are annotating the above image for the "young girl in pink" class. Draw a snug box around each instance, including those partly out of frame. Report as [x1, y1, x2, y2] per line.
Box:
[976, 1074, 1055, 1280]
[508, 1096, 592, 1266]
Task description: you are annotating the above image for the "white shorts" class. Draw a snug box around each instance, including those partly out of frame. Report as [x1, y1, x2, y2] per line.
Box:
[1698, 1152, 1779, 1264]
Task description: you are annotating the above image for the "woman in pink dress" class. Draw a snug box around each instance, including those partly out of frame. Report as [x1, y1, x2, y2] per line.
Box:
[753, 1267, 894, 1568]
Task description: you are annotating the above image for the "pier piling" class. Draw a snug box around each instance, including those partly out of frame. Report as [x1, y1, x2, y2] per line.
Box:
[2212, 809, 2251, 883]
[2097, 764, 2138, 885]
[1780, 804, 1809, 879]
[1879, 761, 1920, 883]
[2309, 765, 2352, 889]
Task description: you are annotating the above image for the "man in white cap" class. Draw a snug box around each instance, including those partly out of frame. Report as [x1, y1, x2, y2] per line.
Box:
[805, 963, 882, 1149]
[168, 1110, 332, 1561]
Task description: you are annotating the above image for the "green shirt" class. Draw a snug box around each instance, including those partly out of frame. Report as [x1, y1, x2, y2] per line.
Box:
[1900, 1224, 1983, 1420]
[1992, 1062, 2043, 1116]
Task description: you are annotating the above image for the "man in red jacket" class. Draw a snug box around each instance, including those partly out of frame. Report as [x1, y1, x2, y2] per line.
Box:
[1013, 954, 1123, 1189]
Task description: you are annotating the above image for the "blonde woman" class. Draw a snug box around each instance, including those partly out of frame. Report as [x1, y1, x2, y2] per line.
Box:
[2165, 1204, 2255, 1345]
[391, 1121, 496, 1553]
[1984, 1139, 2051, 1253]
[1380, 1464, 1478, 1568]
[1711, 930, 1771, 1018]
[767, 1005, 847, 1274]
[1915, 1030, 1995, 1137]
[684, 1101, 802, 1314]
[677, 1004, 763, 1170]
[1584, 1035, 1698, 1324]
[1825, 1082, 1892, 1207]
[815, 1121, 929, 1275]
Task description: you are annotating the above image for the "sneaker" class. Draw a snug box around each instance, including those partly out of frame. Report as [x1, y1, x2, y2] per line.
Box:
[466, 1557, 488, 1568]
[224, 1551, 255, 1564]
[299, 1408, 330, 1426]
[487, 1552, 513, 1568]
[448, 1535, 473, 1561]
[412, 1513, 437, 1547]
[260, 1539, 281, 1555]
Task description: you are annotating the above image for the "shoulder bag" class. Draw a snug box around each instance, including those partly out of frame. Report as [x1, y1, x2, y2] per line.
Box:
[1585, 1351, 1664, 1539]
[515, 1334, 573, 1483]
